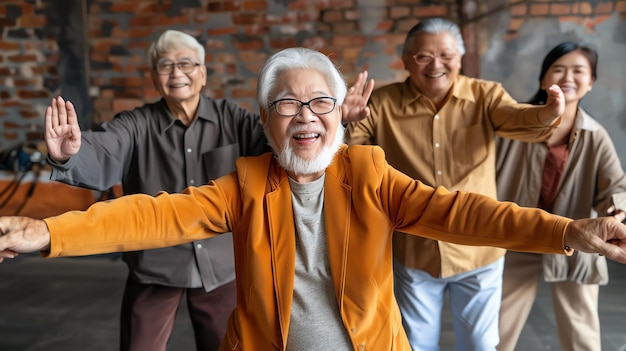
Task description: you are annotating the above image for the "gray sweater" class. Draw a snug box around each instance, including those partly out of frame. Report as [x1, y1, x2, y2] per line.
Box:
[287, 175, 352, 350]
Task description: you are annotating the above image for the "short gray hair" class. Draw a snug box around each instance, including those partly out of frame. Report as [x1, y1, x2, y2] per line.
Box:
[147, 30, 205, 68]
[256, 48, 347, 114]
[402, 18, 466, 55]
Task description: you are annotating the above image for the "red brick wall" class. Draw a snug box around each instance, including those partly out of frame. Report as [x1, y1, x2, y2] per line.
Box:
[0, 0, 626, 148]
[0, 0, 463, 141]
[503, 0, 624, 42]
[0, 1, 59, 147]
[84, 0, 461, 123]
[2, 0, 625, 148]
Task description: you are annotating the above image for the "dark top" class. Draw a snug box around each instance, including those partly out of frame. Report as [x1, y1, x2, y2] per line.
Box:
[49, 96, 269, 290]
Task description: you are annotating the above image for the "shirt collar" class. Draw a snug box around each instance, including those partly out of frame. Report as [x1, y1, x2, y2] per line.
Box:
[156, 96, 218, 134]
[397, 78, 421, 108]
[399, 75, 475, 108]
[575, 107, 601, 132]
[449, 75, 477, 103]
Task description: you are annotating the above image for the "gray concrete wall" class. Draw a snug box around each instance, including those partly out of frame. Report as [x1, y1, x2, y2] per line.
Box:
[480, 13, 626, 167]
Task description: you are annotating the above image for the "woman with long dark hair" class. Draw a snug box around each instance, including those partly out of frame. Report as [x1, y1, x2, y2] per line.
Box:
[496, 42, 626, 351]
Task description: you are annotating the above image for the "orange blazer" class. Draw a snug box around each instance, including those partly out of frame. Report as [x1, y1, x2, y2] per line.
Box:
[44, 144, 571, 350]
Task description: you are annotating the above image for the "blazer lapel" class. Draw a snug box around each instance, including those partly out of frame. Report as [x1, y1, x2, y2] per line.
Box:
[266, 171, 296, 346]
[323, 152, 352, 309]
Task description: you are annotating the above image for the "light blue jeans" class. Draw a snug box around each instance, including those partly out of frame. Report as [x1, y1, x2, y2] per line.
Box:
[394, 257, 504, 351]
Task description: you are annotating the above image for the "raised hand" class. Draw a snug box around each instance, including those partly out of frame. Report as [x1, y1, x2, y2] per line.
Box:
[341, 70, 375, 123]
[541, 84, 565, 122]
[45, 96, 82, 163]
[565, 216, 626, 263]
[0, 216, 51, 263]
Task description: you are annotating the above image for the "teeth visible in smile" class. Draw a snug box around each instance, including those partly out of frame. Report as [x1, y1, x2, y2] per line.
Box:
[427, 73, 445, 78]
[294, 133, 319, 139]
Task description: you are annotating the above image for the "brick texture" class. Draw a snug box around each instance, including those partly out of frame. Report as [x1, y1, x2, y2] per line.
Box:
[505, 0, 622, 41]
[0, 0, 58, 148]
[0, 0, 624, 151]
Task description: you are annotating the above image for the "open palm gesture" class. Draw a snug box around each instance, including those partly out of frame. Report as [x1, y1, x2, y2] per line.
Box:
[341, 71, 374, 123]
[44, 96, 82, 163]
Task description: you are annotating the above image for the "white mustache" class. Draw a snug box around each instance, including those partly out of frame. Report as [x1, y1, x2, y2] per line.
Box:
[287, 125, 326, 138]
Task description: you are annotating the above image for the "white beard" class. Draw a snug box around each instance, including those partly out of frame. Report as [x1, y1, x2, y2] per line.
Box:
[266, 123, 345, 176]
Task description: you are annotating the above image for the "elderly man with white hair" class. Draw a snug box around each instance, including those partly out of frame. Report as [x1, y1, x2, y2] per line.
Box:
[41, 30, 372, 351]
[1, 47, 625, 351]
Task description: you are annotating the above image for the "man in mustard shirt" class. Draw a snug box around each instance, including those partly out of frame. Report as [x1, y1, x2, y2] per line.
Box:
[346, 18, 565, 350]
[1, 47, 624, 351]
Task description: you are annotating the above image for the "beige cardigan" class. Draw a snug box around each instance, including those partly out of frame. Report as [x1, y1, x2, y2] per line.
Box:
[496, 108, 626, 284]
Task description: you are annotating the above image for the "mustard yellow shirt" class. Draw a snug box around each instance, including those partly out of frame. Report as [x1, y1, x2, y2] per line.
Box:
[346, 76, 557, 277]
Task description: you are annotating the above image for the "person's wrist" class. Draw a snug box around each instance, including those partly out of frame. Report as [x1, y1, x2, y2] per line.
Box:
[47, 155, 69, 165]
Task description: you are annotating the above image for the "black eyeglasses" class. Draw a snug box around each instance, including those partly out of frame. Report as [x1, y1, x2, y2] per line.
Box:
[155, 59, 201, 75]
[412, 51, 458, 66]
[269, 97, 337, 117]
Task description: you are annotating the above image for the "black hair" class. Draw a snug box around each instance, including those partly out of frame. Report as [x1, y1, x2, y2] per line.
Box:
[527, 42, 597, 105]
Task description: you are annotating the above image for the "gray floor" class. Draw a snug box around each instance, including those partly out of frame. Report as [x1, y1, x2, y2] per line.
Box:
[0, 253, 624, 351]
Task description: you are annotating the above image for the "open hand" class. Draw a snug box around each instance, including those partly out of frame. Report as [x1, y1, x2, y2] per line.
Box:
[45, 96, 82, 163]
[341, 70, 374, 123]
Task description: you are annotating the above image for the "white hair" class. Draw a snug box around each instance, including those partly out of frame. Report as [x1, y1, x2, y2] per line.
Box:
[256, 47, 348, 114]
[402, 18, 466, 55]
[147, 30, 205, 68]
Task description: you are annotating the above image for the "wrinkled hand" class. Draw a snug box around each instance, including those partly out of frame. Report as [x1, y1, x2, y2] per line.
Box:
[0, 217, 51, 263]
[541, 84, 565, 122]
[565, 216, 626, 263]
[341, 70, 374, 123]
[45, 96, 82, 163]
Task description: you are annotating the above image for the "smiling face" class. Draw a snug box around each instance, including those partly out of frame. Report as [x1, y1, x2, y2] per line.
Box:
[541, 50, 595, 107]
[261, 68, 344, 182]
[150, 49, 206, 105]
[402, 32, 462, 104]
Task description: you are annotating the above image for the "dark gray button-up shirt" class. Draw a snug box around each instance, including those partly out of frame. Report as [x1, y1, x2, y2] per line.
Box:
[50, 96, 269, 291]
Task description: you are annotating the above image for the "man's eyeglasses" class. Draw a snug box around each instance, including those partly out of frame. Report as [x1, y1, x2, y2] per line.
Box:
[412, 51, 458, 66]
[155, 60, 201, 75]
[269, 97, 337, 117]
